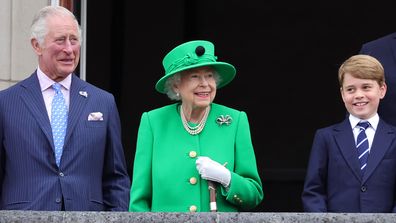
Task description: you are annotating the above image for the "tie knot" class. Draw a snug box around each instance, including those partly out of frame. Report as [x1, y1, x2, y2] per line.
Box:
[52, 83, 62, 93]
[357, 121, 370, 130]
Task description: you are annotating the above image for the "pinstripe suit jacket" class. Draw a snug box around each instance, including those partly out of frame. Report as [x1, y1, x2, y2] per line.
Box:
[0, 72, 130, 211]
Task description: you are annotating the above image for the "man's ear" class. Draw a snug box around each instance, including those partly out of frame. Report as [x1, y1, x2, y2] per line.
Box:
[31, 38, 42, 55]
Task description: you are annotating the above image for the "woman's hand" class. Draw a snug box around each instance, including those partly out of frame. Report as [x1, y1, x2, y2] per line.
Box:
[196, 156, 231, 187]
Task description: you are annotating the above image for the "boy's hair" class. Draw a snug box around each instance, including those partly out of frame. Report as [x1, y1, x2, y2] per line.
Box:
[338, 54, 385, 87]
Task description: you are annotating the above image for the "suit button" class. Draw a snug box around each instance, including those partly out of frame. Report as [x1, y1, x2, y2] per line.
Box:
[361, 186, 367, 192]
[189, 205, 197, 212]
[55, 198, 61, 203]
[189, 151, 197, 158]
[59, 172, 64, 177]
[189, 177, 197, 185]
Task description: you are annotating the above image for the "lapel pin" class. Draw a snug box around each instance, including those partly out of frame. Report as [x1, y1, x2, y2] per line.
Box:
[79, 91, 88, 98]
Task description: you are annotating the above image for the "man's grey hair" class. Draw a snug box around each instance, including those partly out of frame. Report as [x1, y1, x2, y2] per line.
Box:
[31, 6, 82, 46]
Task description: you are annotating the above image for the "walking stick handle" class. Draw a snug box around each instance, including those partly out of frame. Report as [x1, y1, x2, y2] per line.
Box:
[208, 180, 217, 212]
[207, 162, 227, 212]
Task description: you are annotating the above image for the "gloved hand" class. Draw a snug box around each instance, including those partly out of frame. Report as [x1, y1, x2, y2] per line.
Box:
[196, 156, 231, 187]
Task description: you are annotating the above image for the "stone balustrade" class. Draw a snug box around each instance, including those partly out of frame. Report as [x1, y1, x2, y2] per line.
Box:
[1, 211, 396, 223]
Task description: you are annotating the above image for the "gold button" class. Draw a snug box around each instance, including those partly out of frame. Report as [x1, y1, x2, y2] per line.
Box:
[189, 177, 197, 185]
[189, 205, 197, 212]
[189, 151, 197, 158]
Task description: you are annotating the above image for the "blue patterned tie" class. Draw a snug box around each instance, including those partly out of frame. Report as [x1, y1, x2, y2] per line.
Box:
[51, 83, 68, 167]
[356, 121, 370, 174]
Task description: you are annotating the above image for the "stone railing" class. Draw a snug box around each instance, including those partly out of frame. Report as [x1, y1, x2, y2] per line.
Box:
[1, 211, 396, 223]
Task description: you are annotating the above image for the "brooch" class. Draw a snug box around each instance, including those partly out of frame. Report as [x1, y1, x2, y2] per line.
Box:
[216, 115, 232, 126]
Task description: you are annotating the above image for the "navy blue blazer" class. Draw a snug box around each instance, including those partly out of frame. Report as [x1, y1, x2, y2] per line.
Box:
[302, 118, 396, 212]
[360, 32, 396, 126]
[0, 72, 131, 211]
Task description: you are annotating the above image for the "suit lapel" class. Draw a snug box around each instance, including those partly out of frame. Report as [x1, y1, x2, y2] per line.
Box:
[334, 119, 362, 181]
[362, 120, 396, 182]
[63, 75, 88, 146]
[20, 73, 54, 146]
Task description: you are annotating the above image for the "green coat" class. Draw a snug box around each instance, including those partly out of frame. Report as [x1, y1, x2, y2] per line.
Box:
[129, 103, 263, 212]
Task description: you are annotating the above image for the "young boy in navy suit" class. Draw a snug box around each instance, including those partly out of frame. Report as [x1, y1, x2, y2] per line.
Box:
[302, 54, 396, 212]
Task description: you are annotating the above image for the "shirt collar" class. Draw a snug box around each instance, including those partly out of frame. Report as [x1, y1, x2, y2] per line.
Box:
[37, 66, 72, 91]
[349, 113, 379, 130]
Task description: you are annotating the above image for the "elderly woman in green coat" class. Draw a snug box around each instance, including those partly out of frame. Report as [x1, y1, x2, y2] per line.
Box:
[129, 40, 263, 212]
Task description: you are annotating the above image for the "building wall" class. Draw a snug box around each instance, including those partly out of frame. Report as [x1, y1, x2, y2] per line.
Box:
[0, 0, 48, 90]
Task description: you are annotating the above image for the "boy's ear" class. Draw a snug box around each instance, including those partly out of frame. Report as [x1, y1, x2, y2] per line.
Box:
[340, 87, 346, 102]
[380, 83, 387, 99]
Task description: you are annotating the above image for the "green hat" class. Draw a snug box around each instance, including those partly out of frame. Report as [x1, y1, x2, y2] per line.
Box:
[155, 40, 236, 93]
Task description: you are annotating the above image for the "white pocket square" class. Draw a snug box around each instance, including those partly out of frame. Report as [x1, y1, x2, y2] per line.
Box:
[88, 112, 104, 121]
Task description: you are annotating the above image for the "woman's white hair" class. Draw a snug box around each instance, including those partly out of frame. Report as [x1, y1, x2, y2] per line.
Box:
[31, 6, 82, 46]
[163, 70, 221, 101]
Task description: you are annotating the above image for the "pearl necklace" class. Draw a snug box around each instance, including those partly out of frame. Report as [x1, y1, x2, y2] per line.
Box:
[180, 105, 210, 135]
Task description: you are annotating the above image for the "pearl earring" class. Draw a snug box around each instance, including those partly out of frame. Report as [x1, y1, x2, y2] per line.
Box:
[176, 92, 179, 97]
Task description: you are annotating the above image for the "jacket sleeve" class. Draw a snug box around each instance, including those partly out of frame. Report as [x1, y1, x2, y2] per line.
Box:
[129, 112, 153, 211]
[301, 129, 328, 212]
[222, 111, 264, 210]
[102, 96, 131, 211]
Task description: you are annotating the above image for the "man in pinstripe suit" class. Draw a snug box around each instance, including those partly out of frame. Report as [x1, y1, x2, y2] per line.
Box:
[0, 6, 130, 211]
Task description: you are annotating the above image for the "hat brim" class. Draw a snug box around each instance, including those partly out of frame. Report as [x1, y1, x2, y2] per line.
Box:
[155, 62, 236, 93]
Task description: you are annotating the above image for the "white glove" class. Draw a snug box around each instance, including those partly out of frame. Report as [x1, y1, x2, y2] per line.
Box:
[196, 156, 231, 187]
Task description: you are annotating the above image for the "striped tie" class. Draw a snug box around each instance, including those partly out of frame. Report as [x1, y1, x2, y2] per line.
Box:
[356, 121, 370, 174]
[51, 83, 68, 167]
